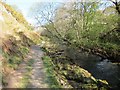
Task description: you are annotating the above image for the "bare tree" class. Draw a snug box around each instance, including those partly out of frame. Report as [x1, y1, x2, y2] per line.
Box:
[108, 0, 120, 14]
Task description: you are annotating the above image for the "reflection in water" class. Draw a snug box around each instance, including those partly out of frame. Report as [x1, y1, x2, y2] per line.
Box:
[66, 48, 120, 89]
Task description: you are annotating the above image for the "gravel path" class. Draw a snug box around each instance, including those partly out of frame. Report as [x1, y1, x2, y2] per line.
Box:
[6, 45, 48, 88]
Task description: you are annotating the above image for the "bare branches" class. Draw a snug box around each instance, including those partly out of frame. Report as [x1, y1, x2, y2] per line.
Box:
[108, 0, 120, 14]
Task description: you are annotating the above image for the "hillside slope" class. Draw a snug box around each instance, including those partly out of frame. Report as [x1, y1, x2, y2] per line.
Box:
[0, 1, 41, 86]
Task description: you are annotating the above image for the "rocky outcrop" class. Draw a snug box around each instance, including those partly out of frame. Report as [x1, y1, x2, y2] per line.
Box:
[58, 64, 109, 89]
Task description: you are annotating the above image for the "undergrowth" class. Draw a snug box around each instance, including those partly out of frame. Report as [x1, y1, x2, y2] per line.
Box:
[42, 55, 61, 89]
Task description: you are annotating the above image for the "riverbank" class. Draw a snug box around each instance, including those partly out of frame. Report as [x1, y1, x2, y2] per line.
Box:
[40, 38, 110, 89]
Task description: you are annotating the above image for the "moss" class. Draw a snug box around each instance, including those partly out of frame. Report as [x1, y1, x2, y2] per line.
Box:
[61, 64, 109, 89]
[97, 79, 109, 89]
[42, 56, 61, 88]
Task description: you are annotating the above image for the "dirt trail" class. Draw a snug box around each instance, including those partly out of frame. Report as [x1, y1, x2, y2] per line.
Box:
[6, 45, 48, 88]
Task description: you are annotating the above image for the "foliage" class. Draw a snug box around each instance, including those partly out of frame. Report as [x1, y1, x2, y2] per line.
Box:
[42, 55, 61, 88]
[41, 42, 109, 89]
[33, 1, 120, 62]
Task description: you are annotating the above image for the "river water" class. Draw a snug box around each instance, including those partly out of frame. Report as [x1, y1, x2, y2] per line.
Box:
[65, 48, 120, 89]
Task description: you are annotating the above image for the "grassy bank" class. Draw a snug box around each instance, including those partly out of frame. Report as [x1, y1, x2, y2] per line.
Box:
[18, 59, 34, 88]
[42, 55, 61, 89]
[40, 38, 109, 89]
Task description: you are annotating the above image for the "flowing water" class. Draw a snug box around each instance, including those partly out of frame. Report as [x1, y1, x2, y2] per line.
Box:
[65, 48, 120, 89]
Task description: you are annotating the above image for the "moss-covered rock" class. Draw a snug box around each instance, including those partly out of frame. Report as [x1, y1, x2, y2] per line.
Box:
[44, 47, 109, 89]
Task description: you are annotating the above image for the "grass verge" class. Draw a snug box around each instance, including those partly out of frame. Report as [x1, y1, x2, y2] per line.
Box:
[42, 55, 61, 89]
[18, 59, 34, 88]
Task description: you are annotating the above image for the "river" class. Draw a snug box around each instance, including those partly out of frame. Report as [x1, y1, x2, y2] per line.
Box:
[65, 47, 120, 89]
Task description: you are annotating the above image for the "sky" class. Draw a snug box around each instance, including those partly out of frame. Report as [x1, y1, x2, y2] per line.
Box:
[3, 0, 69, 25]
[4, 0, 39, 25]
[2, 0, 115, 26]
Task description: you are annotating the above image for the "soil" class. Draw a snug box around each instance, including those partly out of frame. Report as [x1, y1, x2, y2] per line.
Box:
[6, 45, 48, 88]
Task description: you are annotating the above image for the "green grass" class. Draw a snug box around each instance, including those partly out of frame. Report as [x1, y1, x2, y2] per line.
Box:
[18, 58, 34, 88]
[7, 56, 21, 70]
[42, 55, 61, 89]
[2, 45, 30, 70]
[20, 46, 29, 56]
[27, 59, 34, 66]
[19, 73, 30, 88]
